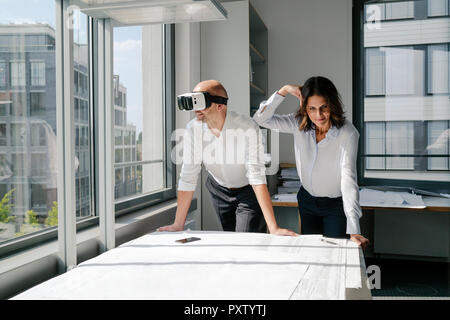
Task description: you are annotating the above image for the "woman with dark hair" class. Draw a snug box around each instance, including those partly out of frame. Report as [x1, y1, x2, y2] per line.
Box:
[253, 76, 369, 248]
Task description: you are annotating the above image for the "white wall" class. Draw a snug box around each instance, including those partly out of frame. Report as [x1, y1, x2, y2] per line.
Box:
[250, 0, 353, 163]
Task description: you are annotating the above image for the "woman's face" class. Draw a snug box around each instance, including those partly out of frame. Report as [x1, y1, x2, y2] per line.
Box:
[305, 95, 331, 130]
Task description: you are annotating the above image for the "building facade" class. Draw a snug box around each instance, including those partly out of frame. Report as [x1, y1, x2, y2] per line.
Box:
[364, 0, 450, 182]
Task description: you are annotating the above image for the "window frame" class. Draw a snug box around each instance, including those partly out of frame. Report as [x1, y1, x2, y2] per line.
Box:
[353, 0, 449, 193]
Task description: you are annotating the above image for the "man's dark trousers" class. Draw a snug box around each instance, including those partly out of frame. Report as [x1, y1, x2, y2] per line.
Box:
[205, 174, 266, 233]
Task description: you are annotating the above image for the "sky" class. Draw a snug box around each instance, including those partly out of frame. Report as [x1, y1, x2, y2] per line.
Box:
[113, 26, 143, 135]
[1, 0, 143, 135]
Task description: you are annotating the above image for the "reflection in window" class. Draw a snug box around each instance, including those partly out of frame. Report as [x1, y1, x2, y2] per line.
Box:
[30, 92, 45, 115]
[30, 61, 45, 86]
[10, 123, 26, 146]
[0, 61, 6, 86]
[11, 92, 26, 117]
[428, 0, 449, 17]
[10, 61, 26, 86]
[115, 129, 122, 146]
[427, 121, 450, 170]
[73, 9, 92, 221]
[365, 122, 385, 169]
[363, 2, 449, 182]
[365, 1, 415, 22]
[0, 124, 6, 146]
[30, 124, 46, 146]
[427, 44, 449, 94]
[385, 1, 414, 20]
[386, 122, 414, 169]
[0, 0, 59, 243]
[365, 48, 385, 96]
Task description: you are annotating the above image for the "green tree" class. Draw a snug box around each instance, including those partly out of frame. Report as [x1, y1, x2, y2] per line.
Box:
[15, 210, 42, 237]
[24, 210, 39, 225]
[45, 201, 58, 227]
[0, 189, 15, 223]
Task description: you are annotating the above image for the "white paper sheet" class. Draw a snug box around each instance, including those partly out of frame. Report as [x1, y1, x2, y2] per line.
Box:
[359, 188, 425, 208]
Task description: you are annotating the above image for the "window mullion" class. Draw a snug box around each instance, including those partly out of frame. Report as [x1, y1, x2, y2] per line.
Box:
[56, 0, 77, 272]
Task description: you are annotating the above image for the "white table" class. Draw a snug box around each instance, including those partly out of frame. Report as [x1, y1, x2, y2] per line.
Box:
[12, 231, 372, 300]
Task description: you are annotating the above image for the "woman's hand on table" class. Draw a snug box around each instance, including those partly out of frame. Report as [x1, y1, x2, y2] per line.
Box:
[269, 226, 298, 237]
[350, 234, 370, 249]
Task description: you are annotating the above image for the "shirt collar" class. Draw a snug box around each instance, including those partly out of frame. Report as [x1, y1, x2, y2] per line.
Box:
[310, 123, 339, 139]
[203, 111, 229, 138]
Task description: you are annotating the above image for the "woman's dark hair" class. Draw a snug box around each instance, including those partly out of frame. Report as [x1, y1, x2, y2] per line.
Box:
[295, 76, 345, 131]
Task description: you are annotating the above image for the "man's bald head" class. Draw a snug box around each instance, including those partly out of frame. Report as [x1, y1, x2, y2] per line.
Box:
[193, 80, 228, 99]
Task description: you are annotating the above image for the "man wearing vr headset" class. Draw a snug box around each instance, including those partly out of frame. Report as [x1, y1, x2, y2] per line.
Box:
[158, 80, 296, 236]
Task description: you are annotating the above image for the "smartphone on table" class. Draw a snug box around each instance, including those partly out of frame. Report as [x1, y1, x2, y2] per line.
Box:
[175, 237, 201, 244]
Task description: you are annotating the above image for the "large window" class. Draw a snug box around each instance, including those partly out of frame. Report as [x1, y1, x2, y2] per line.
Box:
[0, 1, 175, 258]
[355, 0, 450, 190]
[0, 0, 58, 245]
[113, 24, 175, 214]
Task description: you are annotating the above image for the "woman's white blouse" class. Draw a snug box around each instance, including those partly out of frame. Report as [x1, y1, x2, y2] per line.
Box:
[253, 91, 362, 235]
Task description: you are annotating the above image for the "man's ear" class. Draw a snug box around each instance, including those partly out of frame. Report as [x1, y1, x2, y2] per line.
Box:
[217, 104, 226, 112]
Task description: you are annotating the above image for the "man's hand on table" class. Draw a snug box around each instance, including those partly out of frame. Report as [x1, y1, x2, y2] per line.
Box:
[157, 223, 184, 232]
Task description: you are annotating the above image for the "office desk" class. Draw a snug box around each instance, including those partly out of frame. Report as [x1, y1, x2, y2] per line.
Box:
[272, 197, 450, 258]
[12, 231, 371, 300]
[273, 196, 450, 211]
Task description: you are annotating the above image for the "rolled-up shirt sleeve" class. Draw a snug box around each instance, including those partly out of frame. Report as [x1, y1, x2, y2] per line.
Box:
[245, 122, 267, 185]
[340, 131, 362, 235]
[177, 124, 202, 191]
[253, 91, 298, 134]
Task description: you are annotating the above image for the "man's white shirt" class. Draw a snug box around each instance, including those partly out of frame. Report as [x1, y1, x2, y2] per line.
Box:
[253, 91, 362, 235]
[178, 110, 267, 192]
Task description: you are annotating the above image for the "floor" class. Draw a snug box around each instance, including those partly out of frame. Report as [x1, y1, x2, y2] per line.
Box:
[365, 257, 450, 299]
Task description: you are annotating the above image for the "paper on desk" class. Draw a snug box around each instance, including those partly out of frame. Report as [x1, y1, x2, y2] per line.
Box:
[272, 193, 297, 202]
[289, 236, 361, 300]
[280, 168, 299, 179]
[283, 180, 301, 187]
[359, 188, 425, 208]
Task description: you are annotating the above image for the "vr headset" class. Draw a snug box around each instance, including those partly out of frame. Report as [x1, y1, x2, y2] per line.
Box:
[177, 91, 228, 111]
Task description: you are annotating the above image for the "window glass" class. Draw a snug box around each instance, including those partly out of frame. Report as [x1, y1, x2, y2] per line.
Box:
[427, 44, 449, 94]
[428, 0, 449, 16]
[72, 9, 93, 222]
[385, 1, 414, 20]
[363, 2, 450, 182]
[0, 61, 6, 86]
[0, 0, 61, 243]
[31, 61, 45, 86]
[113, 25, 168, 203]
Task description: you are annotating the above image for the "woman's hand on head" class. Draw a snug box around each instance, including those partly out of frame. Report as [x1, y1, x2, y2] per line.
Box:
[278, 84, 303, 101]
